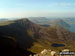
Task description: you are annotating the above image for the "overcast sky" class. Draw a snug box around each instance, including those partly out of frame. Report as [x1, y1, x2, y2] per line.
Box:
[0, 0, 75, 18]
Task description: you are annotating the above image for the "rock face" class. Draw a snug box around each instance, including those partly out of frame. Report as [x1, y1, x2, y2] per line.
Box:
[31, 49, 56, 56]
[0, 18, 75, 54]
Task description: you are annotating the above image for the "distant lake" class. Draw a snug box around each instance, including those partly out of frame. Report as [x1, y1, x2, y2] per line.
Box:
[51, 43, 65, 47]
[70, 24, 75, 32]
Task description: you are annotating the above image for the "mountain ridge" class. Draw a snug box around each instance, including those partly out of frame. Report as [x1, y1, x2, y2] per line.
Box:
[0, 18, 75, 53]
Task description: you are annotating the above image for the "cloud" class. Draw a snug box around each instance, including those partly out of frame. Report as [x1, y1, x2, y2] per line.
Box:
[49, 2, 75, 8]
[59, 3, 75, 7]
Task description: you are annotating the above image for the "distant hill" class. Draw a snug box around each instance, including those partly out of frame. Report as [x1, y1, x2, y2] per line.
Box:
[29, 17, 70, 29]
[0, 19, 9, 22]
[28, 17, 50, 24]
[63, 18, 75, 32]
[49, 19, 70, 29]
[63, 18, 75, 24]
[0, 18, 75, 54]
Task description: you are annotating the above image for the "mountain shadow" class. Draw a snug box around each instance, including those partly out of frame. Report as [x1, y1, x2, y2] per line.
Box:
[0, 36, 35, 56]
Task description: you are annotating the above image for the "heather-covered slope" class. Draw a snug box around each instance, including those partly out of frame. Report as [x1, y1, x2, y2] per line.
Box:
[0, 18, 75, 54]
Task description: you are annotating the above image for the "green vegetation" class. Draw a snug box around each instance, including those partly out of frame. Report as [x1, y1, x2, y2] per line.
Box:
[28, 42, 45, 53]
[27, 29, 34, 39]
[0, 21, 14, 26]
[8, 36, 16, 42]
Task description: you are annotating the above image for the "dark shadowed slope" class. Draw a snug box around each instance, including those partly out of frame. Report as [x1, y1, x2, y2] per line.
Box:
[0, 36, 35, 56]
[0, 18, 40, 49]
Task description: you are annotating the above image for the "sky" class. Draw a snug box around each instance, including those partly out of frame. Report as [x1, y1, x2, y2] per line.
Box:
[0, 0, 75, 18]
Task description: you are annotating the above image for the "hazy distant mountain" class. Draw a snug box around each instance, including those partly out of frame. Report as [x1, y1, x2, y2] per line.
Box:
[0, 18, 75, 54]
[28, 17, 50, 24]
[63, 18, 75, 24]
[0, 19, 9, 22]
[29, 17, 70, 29]
[70, 24, 75, 32]
[49, 19, 70, 29]
[63, 18, 75, 32]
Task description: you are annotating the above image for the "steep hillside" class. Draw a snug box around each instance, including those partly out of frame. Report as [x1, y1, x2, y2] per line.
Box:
[0, 18, 40, 49]
[0, 36, 34, 56]
[0, 18, 75, 53]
